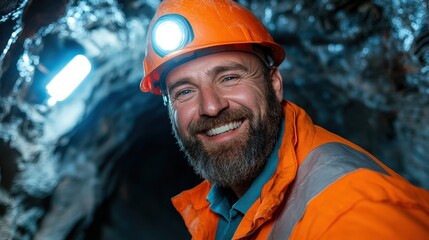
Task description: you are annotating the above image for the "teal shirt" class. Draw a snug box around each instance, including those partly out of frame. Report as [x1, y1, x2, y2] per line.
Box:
[207, 121, 284, 240]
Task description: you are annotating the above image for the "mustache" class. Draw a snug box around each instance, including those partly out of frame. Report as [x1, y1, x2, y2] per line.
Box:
[188, 107, 253, 135]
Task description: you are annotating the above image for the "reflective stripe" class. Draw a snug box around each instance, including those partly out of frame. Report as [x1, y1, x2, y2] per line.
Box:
[268, 142, 388, 239]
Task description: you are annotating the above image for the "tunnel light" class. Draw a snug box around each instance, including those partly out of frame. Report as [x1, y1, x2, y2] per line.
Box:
[45, 54, 91, 104]
[152, 14, 194, 57]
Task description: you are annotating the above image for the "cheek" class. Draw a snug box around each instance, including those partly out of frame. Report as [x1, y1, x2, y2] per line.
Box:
[226, 84, 267, 117]
[170, 103, 198, 136]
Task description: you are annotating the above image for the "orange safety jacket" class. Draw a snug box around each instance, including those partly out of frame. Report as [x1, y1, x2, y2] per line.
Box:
[172, 101, 429, 239]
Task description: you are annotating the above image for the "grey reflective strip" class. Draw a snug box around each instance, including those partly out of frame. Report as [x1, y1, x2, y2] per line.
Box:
[268, 142, 388, 239]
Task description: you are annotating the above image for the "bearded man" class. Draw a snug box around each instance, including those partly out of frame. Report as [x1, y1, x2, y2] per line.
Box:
[139, 0, 429, 239]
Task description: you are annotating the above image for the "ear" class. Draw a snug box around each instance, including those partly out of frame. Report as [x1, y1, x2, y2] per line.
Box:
[270, 67, 283, 102]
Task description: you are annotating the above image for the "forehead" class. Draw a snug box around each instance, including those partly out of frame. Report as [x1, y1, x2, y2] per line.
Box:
[165, 51, 260, 82]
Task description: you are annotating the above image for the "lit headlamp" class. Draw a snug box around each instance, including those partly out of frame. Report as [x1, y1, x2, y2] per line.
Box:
[151, 14, 194, 57]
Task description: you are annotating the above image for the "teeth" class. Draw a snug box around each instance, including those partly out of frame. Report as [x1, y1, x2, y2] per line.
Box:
[206, 121, 242, 136]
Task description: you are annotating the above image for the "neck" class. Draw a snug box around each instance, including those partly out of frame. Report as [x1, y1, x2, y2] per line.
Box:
[231, 180, 252, 198]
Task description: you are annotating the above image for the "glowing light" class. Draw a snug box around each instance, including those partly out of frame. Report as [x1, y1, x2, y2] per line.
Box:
[47, 97, 57, 106]
[151, 14, 193, 56]
[154, 20, 185, 51]
[46, 54, 91, 102]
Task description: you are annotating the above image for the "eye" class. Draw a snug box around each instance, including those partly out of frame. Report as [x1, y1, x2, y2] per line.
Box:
[222, 75, 240, 83]
[223, 76, 237, 81]
[177, 89, 191, 96]
[171, 88, 194, 102]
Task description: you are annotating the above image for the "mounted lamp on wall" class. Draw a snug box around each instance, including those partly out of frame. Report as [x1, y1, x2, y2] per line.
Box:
[45, 54, 91, 106]
[23, 35, 91, 107]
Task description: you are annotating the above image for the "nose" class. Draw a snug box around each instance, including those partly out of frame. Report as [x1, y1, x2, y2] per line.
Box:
[198, 86, 228, 117]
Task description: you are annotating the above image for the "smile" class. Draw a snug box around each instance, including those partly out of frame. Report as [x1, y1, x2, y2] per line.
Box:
[206, 121, 242, 136]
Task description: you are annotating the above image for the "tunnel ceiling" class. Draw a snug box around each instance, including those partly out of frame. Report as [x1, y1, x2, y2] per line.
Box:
[0, 0, 428, 239]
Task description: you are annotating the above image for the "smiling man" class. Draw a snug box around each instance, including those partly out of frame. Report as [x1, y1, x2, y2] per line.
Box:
[139, 0, 429, 239]
[166, 51, 283, 198]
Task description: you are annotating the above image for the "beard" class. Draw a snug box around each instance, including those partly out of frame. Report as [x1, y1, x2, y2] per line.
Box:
[170, 81, 283, 189]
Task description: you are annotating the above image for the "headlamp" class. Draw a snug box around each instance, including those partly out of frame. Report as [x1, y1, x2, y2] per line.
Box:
[151, 14, 194, 57]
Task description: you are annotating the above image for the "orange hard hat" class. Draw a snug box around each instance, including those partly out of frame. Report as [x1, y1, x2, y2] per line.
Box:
[140, 0, 285, 95]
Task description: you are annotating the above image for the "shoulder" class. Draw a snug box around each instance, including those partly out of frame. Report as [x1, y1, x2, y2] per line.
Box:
[301, 142, 429, 217]
[289, 142, 429, 238]
[294, 168, 429, 239]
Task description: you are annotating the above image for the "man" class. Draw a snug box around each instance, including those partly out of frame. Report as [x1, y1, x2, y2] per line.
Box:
[140, 0, 429, 239]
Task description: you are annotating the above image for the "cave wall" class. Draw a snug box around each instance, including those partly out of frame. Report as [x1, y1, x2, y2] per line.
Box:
[0, 0, 428, 239]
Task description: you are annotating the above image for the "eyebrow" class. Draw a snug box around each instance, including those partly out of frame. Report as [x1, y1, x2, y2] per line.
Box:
[205, 62, 249, 77]
[166, 78, 191, 95]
